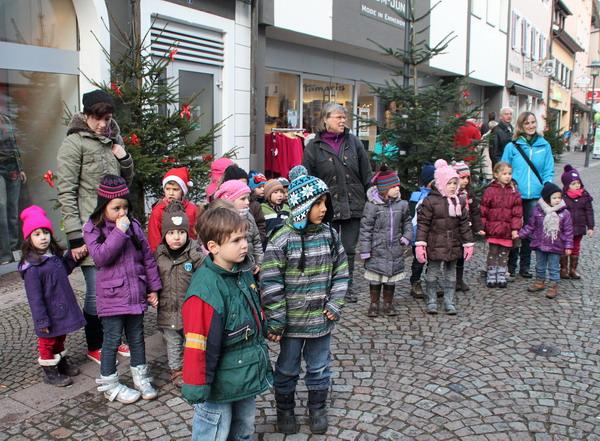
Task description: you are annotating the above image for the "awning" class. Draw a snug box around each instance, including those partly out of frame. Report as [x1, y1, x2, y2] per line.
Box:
[506, 81, 544, 99]
[571, 96, 592, 113]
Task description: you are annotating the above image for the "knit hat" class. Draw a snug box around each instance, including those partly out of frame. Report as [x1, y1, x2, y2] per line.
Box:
[541, 182, 562, 204]
[214, 179, 251, 202]
[82, 90, 114, 113]
[91, 174, 130, 219]
[434, 159, 459, 196]
[278, 177, 290, 187]
[561, 164, 583, 189]
[289, 165, 308, 182]
[452, 161, 471, 177]
[222, 165, 248, 183]
[419, 163, 435, 186]
[372, 165, 400, 194]
[163, 167, 193, 195]
[206, 157, 235, 197]
[288, 171, 330, 230]
[21, 205, 53, 240]
[248, 173, 267, 190]
[161, 200, 189, 239]
[264, 179, 285, 202]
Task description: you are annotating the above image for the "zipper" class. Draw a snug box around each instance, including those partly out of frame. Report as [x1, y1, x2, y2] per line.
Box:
[389, 203, 394, 245]
[227, 325, 250, 338]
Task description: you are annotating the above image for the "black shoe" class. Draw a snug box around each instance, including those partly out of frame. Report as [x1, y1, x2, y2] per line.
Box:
[497, 282, 507, 288]
[275, 392, 299, 434]
[344, 293, 358, 303]
[486, 281, 497, 288]
[57, 356, 80, 377]
[41, 366, 72, 387]
[519, 270, 533, 279]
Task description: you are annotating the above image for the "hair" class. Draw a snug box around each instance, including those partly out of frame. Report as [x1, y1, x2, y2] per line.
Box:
[493, 161, 512, 176]
[317, 102, 347, 132]
[19, 228, 63, 266]
[487, 111, 496, 121]
[84, 102, 114, 118]
[513, 111, 537, 140]
[222, 165, 248, 183]
[90, 198, 142, 250]
[500, 107, 513, 115]
[197, 205, 248, 247]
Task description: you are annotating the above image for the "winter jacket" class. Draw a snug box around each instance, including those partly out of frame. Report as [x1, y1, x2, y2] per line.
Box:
[148, 199, 198, 252]
[564, 190, 594, 236]
[261, 202, 290, 237]
[519, 201, 574, 254]
[480, 180, 523, 240]
[155, 239, 205, 330]
[303, 129, 372, 220]
[458, 187, 484, 233]
[501, 135, 554, 200]
[409, 187, 431, 244]
[261, 220, 349, 338]
[57, 113, 134, 263]
[245, 212, 264, 266]
[490, 121, 513, 165]
[249, 199, 267, 246]
[415, 189, 474, 261]
[358, 187, 413, 277]
[181, 257, 272, 404]
[83, 218, 162, 317]
[19, 252, 86, 338]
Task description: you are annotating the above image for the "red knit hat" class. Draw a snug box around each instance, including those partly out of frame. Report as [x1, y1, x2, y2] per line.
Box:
[163, 167, 193, 196]
[21, 205, 53, 240]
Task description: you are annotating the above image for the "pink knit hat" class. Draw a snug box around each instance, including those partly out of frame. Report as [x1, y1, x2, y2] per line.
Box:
[206, 157, 235, 197]
[214, 179, 251, 202]
[434, 159, 459, 197]
[21, 205, 53, 240]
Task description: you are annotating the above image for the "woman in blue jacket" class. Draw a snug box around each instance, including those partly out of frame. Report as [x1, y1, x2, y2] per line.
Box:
[501, 111, 554, 278]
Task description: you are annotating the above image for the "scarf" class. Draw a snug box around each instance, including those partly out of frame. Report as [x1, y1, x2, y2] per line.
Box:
[447, 195, 462, 217]
[538, 199, 565, 242]
[238, 207, 250, 217]
[566, 188, 584, 199]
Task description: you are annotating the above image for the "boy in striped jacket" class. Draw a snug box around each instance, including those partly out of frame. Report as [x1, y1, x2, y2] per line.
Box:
[261, 165, 349, 435]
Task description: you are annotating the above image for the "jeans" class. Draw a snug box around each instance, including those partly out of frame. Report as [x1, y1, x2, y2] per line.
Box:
[332, 218, 360, 289]
[82, 266, 103, 351]
[161, 327, 184, 370]
[535, 251, 560, 282]
[274, 333, 332, 394]
[0, 163, 21, 261]
[100, 314, 145, 376]
[192, 396, 256, 441]
[509, 198, 537, 273]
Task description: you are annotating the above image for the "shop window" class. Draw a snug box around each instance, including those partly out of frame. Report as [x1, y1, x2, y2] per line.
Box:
[357, 83, 378, 151]
[302, 78, 354, 134]
[265, 70, 300, 132]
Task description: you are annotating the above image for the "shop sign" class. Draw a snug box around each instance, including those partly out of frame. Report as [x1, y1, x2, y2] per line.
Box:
[586, 90, 600, 102]
[593, 127, 600, 159]
[360, 0, 406, 29]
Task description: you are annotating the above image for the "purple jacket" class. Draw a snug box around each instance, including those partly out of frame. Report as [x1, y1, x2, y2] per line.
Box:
[564, 190, 594, 237]
[83, 218, 162, 317]
[519, 202, 574, 254]
[19, 252, 86, 338]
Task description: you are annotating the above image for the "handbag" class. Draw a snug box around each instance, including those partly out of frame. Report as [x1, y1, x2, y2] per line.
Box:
[513, 142, 544, 185]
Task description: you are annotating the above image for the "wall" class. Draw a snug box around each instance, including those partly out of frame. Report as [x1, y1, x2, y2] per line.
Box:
[428, 0, 468, 75]
[468, 13, 507, 86]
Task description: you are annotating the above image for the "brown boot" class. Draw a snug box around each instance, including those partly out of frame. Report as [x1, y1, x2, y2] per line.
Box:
[560, 256, 570, 279]
[170, 368, 183, 388]
[367, 284, 381, 317]
[546, 282, 558, 298]
[410, 281, 424, 299]
[569, 256, 581, 279]
[382, 285, 398, 316]
[527, 279, 545, 292]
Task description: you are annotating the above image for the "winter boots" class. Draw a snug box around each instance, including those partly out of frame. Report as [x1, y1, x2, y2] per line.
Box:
[455, 264, 470, 291]
[96, 373, 141, 404]
[39, 354, 72, 387]
[410, 281, 424, 299]
[382, 285, 398, 316]
[170, 368, 183, 388]
[57, 351, 80, 377]
[131, 364, 158, 400]
[527, 279, 545, 292]
[425, 281, 438, 314]
[275, 391, 299, 434]
[546, 282, 559, 299]
[569, 256, 581, 279]
[307, 389, 329, 434]
[367, 284, 381, 317]
[443, 279, 457, 315]
[561, 255, 582, 279]
[560, 256, 569, 278]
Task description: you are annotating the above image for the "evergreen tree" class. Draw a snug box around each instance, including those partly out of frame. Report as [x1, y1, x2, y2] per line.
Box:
[541, 112, 564, 160]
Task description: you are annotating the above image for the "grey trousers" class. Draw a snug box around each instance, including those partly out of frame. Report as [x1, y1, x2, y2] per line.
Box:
[161, 328, 184, 371]
[425, 260, 457, 305]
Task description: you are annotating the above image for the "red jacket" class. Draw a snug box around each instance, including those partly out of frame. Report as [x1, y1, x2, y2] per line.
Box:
[454, 121, 481, 162]
[148, 199, 198, 252]
[480, 180, 523, 240]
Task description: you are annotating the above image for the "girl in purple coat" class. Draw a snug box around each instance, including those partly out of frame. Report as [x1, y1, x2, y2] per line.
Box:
[83, 175, 162, 404]
[560, 165, 594, 279]
[18, 205, 86, 387]
[519, 182, 573, 299]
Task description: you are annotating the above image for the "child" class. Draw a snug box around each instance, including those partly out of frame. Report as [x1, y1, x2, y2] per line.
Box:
[408, 163, 435, 298]
[261, 179, 290, 237]
[154, 201, 204, 387]
[83, 175, 162, 404]
[214, 180, 264, 273]
[248, 171, 267, 203]
[182, 206, 272, 441]
[519, 182, 574, 298]
[278, 176, 290, 203]
[480, 162, 523, 288]
[206, 157, 235, 201]
[19, 206, 86, 387]
[261, 170, 348, 435]
[358, 166, 412, 317]
[560, 164, 594, 279]
[452, 161, 484, 292]
[415, 159, 474, 315]
[148, 167, 197, 252]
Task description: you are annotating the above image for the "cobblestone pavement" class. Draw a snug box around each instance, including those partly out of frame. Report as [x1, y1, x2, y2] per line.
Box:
[1, 151, 600, 440]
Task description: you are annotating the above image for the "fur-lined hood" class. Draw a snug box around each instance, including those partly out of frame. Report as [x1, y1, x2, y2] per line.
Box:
[66, 112, 121, 142]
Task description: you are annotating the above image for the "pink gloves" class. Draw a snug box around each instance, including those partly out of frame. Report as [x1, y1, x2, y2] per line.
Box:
[415, 245, 427, 264]
[463, 245, 474, 262]
[400, 237, 411, 247]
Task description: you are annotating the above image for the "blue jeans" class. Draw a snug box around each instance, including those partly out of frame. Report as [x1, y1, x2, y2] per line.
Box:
[274, 333, 332, 394]
[509, 198, 537, 273]
[100, 314, 145, 376]
[535, 251, 560, 282]
[192, 396, 256, 441]
[0, 163, 21, 261]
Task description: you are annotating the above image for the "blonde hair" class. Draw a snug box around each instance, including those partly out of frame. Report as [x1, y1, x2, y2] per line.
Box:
[493, 161, 512, 177]
[513, 111, 537, 140]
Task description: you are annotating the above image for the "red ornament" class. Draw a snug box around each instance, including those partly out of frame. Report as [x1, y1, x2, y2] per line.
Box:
[454, 113, 462, 118]
[110, 82, 123, 97]
[202, 154, 214, 162]
[43, 170, 55, 188]
[161, 157, 177, 164]
[180, 104, 191, 120]
[129, 133, 140, 146]
[462, 90, 470, 98]
[169, 48, 178, 61]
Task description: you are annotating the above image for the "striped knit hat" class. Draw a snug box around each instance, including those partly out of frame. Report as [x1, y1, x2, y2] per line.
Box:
[288, 170, 330, 230]
[452, 161, 471, 177]
[91, 174, 131, 219]
[372, 166, 400, 194]
[264, 179, 285, 202]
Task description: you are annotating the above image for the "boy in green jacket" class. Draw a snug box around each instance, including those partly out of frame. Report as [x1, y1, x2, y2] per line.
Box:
[181, 204, 272, 441]
[261, 166, 349, 435]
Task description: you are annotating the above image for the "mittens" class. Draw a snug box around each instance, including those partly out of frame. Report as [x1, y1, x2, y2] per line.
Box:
[415, 245, 427, 264]
[463, 245, 474, 262]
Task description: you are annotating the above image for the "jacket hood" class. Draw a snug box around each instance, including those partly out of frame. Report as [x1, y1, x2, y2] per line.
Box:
[366, 186, 400, 205]
[66, 112, 121, 140]
[204, 253, 254, 275]
[156, 239, 204, 264]
[18, 253, 51, 274]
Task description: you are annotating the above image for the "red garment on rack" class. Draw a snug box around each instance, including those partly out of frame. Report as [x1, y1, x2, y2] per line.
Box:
[264, 133, 305, 178]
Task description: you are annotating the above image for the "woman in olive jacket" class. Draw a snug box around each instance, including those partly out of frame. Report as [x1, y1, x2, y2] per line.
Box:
[303, 103, 372, 302]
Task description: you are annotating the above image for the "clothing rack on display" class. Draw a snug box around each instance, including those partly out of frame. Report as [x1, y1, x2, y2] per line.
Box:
[265, 128, 306, 179]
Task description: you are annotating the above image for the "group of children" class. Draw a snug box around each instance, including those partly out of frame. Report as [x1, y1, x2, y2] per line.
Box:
[17, 153, 594, 439]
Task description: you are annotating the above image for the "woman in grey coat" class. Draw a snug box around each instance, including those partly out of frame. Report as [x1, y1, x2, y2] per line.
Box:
[358, 167, 412, 317]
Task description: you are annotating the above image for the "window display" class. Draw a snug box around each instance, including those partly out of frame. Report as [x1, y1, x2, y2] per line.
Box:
[265, 70, 300, 132]
[302, 78, 354, 133]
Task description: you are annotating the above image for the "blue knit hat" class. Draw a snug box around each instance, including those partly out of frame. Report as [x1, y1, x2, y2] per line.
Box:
[248, 173, 267, 190]
[288, 170, 330, 230]
[420, 163, 436, 186]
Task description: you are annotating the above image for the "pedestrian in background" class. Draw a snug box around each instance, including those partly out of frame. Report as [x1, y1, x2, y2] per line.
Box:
[261, 179, 290, 237]
[490, 107, 514, 166]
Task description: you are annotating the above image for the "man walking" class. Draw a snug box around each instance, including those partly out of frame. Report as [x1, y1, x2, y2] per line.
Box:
[490, 107, 514, 166]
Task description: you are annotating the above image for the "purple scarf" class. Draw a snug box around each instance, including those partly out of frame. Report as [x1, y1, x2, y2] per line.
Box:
[320, 131, 344, 155]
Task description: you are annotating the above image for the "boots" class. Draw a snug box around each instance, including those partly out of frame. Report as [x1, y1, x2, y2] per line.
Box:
[425, 280, 438, 314]
[527, 279, 545, 292]
[496, 266, 508, 288]
[39, 355, 72, 387]
[275, 391, 299, 434]
[560, 256, 570, 279]
[546, 282, 559, 299]
[57, 351, 80, 377]
[344, 281, 358, 303]
[131, 364, 158, 400]
[486, 266, 498, 288]
[307, 389, 328, 434]
[455, 265, 470, 291]
[367, 284, 381, 317]
[410, 280, 424, 299]
[170, 368, 183, 388]
[382, 285, 398, 316]
[96, 373, 140, 403]
[569, 256, 581, 279]
[443, 279, 457, 315]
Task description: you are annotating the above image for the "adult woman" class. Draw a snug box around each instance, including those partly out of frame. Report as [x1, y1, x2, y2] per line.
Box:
[501, 111, 554, 278]
[56, 90, 134, 363]
[303, 102, 372, 302]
